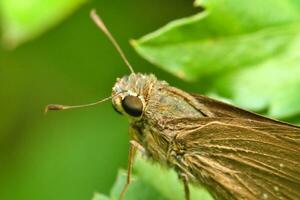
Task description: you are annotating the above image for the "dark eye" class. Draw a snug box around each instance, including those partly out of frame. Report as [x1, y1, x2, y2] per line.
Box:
[121, 95, 143, 117]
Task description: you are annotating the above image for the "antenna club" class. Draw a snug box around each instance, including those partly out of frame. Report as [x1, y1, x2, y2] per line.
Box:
[90, 8, 135, 74]
[45, 104, 65, 114]
[90, 9, 96, 18]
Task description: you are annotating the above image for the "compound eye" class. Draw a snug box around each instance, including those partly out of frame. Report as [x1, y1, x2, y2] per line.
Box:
[121, 95, 143, 117]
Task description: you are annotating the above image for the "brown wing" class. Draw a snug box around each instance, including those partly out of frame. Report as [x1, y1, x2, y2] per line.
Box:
[190, 93, 300, 128]
[169, 117, 300, 200]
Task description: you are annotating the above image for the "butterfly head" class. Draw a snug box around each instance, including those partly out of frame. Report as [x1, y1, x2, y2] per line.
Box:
[112, 73, 156, 118]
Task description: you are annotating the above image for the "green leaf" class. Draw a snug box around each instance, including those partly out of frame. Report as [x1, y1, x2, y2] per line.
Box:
[215, 39, 300, 118]
[110, 169, 166, 200]
[134, 155, 213, 200]
[0, 0, 86, 48]
[92, 193, 110, 200]
[132, 0, 300, 118]
[98, 155, 213, 200]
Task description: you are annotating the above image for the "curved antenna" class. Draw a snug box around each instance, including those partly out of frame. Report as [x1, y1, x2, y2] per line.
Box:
[45, 95, 113, 113]
[90, 9, 135, 74]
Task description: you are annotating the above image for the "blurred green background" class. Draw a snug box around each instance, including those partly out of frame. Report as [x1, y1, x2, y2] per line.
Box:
[0, 1, 198, 200]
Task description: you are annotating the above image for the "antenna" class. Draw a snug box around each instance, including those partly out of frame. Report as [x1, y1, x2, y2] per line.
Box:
[45, 95, 112, 113]
[90, 9, 135, 74]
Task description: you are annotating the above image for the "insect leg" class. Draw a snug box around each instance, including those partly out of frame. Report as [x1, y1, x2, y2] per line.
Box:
[118, 140, 144, 200]
[179, 172, 190, 200]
